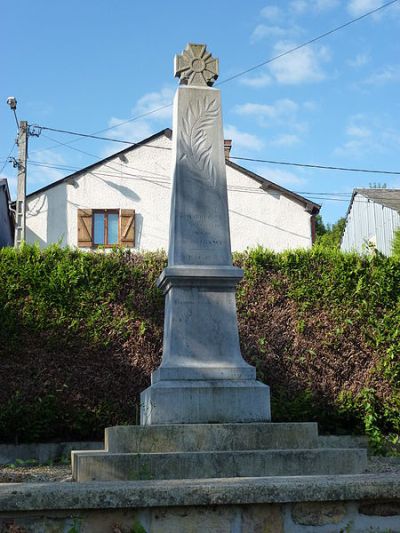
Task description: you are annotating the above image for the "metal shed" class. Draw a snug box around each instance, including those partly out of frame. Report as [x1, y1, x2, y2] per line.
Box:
[341, 189, 400, 256]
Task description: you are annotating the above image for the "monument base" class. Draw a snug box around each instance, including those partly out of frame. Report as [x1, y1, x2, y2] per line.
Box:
[140, 379, 271, 425]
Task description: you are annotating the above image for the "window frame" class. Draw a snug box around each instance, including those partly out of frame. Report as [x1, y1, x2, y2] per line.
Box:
[92, 209, 120, 248]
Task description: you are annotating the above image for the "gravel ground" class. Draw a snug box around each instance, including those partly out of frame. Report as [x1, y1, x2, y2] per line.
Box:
[0, 457, 399, 483]
[0, 464, 71, 483]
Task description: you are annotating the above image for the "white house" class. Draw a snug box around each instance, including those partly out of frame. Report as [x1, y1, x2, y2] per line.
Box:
[25, 129, 320, 252]
[341, 188, 400, 256]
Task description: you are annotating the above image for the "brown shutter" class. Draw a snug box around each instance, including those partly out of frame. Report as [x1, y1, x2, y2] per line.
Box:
[77, 209, 93, 247]
[120, 209, 135, 247]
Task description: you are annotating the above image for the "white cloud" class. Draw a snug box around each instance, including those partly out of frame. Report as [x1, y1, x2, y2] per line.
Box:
[240, 72, 272, 88]
[132, 87, 174, 120]
[271, 134, 301, 147]
[303, 100, 319, 111]
[347, 53, 369, 68]
[251, 24, 287, 42]
[235, 99, 299, 122]
[315, 0, 340, 10]
[106, 118, 154, 145]
[223, 125, 264, 151]
[290, 0, 309, 13]
[335, 114, 400, 157]
[289, 0, 339, 13]
[104, 87, 174, 155]
[257, 167, 307, 187]
[347, 0, 383, 17]
[260, 5, 283, 20]
[346, 125, 371, 138]
[268, 41, 330, 84]
[363, 65, 400, 86]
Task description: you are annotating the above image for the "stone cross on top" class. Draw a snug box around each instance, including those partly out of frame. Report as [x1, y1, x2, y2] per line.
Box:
[174, 43, 219, 87]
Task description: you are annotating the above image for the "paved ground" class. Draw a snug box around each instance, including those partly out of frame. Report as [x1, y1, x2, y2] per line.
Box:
[0, 457, 399, 483]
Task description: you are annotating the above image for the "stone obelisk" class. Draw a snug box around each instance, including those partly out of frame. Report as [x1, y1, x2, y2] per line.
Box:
[141, 43, 270, 424]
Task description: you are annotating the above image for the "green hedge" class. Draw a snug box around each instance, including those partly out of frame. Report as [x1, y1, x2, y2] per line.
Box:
[0, 244, 399, 452]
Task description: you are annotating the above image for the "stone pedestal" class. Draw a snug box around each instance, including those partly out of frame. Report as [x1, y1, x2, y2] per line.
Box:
[141, 266, 270, 424]
[140, 49, 270, 424]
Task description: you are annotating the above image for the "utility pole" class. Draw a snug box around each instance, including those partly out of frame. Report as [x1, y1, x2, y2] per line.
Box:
[6, 97, 40, 248]
[14, 120, 28, 247]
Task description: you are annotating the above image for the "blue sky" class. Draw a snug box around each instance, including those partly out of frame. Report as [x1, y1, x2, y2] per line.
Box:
[2, 0, 400, 224]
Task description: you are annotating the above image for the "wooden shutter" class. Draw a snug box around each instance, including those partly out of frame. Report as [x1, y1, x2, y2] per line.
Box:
[120, 209, 135, 247]
[77, 209, 93, 247]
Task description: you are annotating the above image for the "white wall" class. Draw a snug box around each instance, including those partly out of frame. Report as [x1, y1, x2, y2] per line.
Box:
[26, 133, 313, 252]
[341, 193, 400, 256]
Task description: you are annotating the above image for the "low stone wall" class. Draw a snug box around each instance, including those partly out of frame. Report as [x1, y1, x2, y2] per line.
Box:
[0, 474, 399, 532]
[0, 442, 102, 465]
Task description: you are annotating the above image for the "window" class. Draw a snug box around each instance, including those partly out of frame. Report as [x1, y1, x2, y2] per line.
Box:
[77, 209, 135, 248]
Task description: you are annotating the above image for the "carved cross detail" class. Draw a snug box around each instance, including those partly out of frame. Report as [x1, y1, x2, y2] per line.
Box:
[174, 43, 219, 87]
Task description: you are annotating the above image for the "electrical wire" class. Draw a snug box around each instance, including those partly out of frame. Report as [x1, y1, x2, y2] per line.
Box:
[216, 0, 399, 86]
[0, 142, 17, 174]
[36, 131, 400, 176]
[30, 104, 172, 156]
[229, 156, 400, 176]
[34, 125, 171, 149]
[27, 160, 397, 204]
[28, 0, 399, 156]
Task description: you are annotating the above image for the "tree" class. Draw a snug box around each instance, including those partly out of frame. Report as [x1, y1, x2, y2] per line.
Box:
[392, 228, 400, 258]
[315, 217, 346, 249]
[314, 214, 327, 237]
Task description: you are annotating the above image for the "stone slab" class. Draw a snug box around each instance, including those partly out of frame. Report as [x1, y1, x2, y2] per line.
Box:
[0, 441, 102, 465]
[140, 380, 271, 424]
[0, 475, 398, 511]
[157, 265, 244, 292]
[104, 423, 320, 453]
[72, 448, 367, 482]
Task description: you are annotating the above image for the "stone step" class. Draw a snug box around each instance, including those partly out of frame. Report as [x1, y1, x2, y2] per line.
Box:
[105, 423, 320, 453]
[72, 448, 367, 482]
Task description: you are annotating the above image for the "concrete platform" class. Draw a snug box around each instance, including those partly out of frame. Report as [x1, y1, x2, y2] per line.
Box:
[105, 422, 320, 452]
[72, 423, 368, 482]
[0, 475, 399, 532]
[72, 448, 367, 482]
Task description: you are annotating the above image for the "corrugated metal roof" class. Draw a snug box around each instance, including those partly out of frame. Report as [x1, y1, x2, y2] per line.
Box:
[355, 188, 400, 212]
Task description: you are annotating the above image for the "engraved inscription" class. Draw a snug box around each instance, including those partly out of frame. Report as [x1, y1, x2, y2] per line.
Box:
[180, 98, 219, 188]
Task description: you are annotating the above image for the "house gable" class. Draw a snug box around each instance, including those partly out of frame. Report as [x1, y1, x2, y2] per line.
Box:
[24, 128, 319, 252]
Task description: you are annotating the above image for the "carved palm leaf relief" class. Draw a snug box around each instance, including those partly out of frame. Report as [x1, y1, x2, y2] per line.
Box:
[180, 97, 219, 187]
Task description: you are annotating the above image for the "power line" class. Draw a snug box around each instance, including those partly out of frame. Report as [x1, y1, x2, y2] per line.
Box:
[27, 160, 397, 204]
[31, 135, 400, 177]
[216, 0, 399, 86]
[28, 129, 400, 176]
[0, 141, 17, 174]
[34, 125, 171, 149]
[28, 0, 399, 157]
[230, 156, 400, 176]
[30, 104, 172, 156]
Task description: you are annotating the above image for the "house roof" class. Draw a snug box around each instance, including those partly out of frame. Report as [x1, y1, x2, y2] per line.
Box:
[226, 159, 320, 214]
[345, 188, 400, 220]
[24, 128, 173, 200]
[355, 188, 400, 212]
[23, 128, 320, 213]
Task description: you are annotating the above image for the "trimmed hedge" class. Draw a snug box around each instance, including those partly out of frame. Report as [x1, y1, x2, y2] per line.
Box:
[0, 244, 399, 452]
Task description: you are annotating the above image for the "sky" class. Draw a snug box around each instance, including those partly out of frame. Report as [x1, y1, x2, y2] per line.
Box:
[1, 0, 400, 225]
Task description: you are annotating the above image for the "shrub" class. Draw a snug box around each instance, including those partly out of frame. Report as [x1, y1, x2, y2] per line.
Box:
[0, 245, 398, 452]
